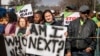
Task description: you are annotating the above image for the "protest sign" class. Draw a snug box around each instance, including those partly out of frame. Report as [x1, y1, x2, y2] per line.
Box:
[4, 36, 27, 56]
[16, 4, 33, 17]
[26, 24, 67, 56]
[64, 12, 80, 25]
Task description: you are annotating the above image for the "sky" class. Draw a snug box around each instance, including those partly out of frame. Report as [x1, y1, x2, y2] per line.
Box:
[98, 0, 100, 2]
[1, 0, 100, 6]
[38, 0, 61, 6]
[37, 0, 100, 6]
[1, 0, 61, 6]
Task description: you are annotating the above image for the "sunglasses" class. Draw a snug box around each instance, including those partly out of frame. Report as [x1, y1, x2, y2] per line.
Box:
[80, 11, 87, 14]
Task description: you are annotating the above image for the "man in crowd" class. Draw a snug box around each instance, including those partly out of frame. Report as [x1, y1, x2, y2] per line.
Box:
[94, 12, 100, 56]
[66, 5, 97, 56]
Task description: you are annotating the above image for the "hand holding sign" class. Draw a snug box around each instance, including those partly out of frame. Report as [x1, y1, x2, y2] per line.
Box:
[26, 24, 67, 56]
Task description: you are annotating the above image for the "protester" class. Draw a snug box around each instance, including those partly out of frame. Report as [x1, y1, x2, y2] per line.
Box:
[43, 9, 62, 26]
[14, 17, 30, 56]
[15, 17, 30, 37]
[0, 7, 8, 34]
[30, 10, 43, 35]
[91, 12, 100, 56]
[43, 9, 69, 56]
[4, 11, 17, 36]
[66, 5, 97, 56]
[32, 11, 43, 24]
[92, 12, 100, 27]
[94, 12, 100, 56]
[30, 9, 63, 56]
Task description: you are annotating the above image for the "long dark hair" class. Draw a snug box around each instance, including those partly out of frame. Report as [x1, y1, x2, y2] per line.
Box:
[7, 12, 17, 23]
[43, 9, 55, 22]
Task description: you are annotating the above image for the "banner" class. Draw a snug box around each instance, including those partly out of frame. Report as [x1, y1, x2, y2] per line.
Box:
[16, 4, 33, 17]
[4, 36, 27, 56]
[64, 12, 80, 25]
[26, 24, 67, 56]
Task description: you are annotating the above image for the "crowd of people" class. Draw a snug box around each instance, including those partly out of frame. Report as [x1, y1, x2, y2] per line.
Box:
[0, 5, 100, 56]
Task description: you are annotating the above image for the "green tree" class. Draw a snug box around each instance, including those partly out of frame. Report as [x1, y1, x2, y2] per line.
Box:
[59, 0, 98, 10]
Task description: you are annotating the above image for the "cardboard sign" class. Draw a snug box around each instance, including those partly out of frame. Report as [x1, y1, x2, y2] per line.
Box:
[4, 36, 27, 56]
[26, 24, 67, 56]
[64, 12, 80, 25]
[16, 4, 33, 17]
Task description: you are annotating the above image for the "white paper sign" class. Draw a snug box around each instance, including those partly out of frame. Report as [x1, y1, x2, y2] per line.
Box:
[4, 36, 27, 56]
[64, 12, 80, 25]
[26, 24, 67, 56]
[16, 4, 33, 17]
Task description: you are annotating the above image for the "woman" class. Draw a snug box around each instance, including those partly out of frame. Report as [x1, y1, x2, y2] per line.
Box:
[15, 17, 30, 37]
[31, 10, 62, 34]
[4, 12, 17, 36]
[43, 10, 68, 56]
[43, 10, 62, 26]
[15, 17, 31, 56]
[30, 10, 67, 56]
[33, 11, 43, 24]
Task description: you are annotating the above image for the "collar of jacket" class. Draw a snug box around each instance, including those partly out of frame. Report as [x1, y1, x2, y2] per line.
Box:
[79, 17, 88, 25]
[45, 20, 55, 25]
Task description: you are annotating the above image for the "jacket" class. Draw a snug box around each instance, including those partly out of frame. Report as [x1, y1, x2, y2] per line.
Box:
[66, 18, 97, 51]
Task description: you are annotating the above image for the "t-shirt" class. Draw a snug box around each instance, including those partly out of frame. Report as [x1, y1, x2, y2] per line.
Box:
[17, 28, 26, 36]
[80, 19, 84, 26]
